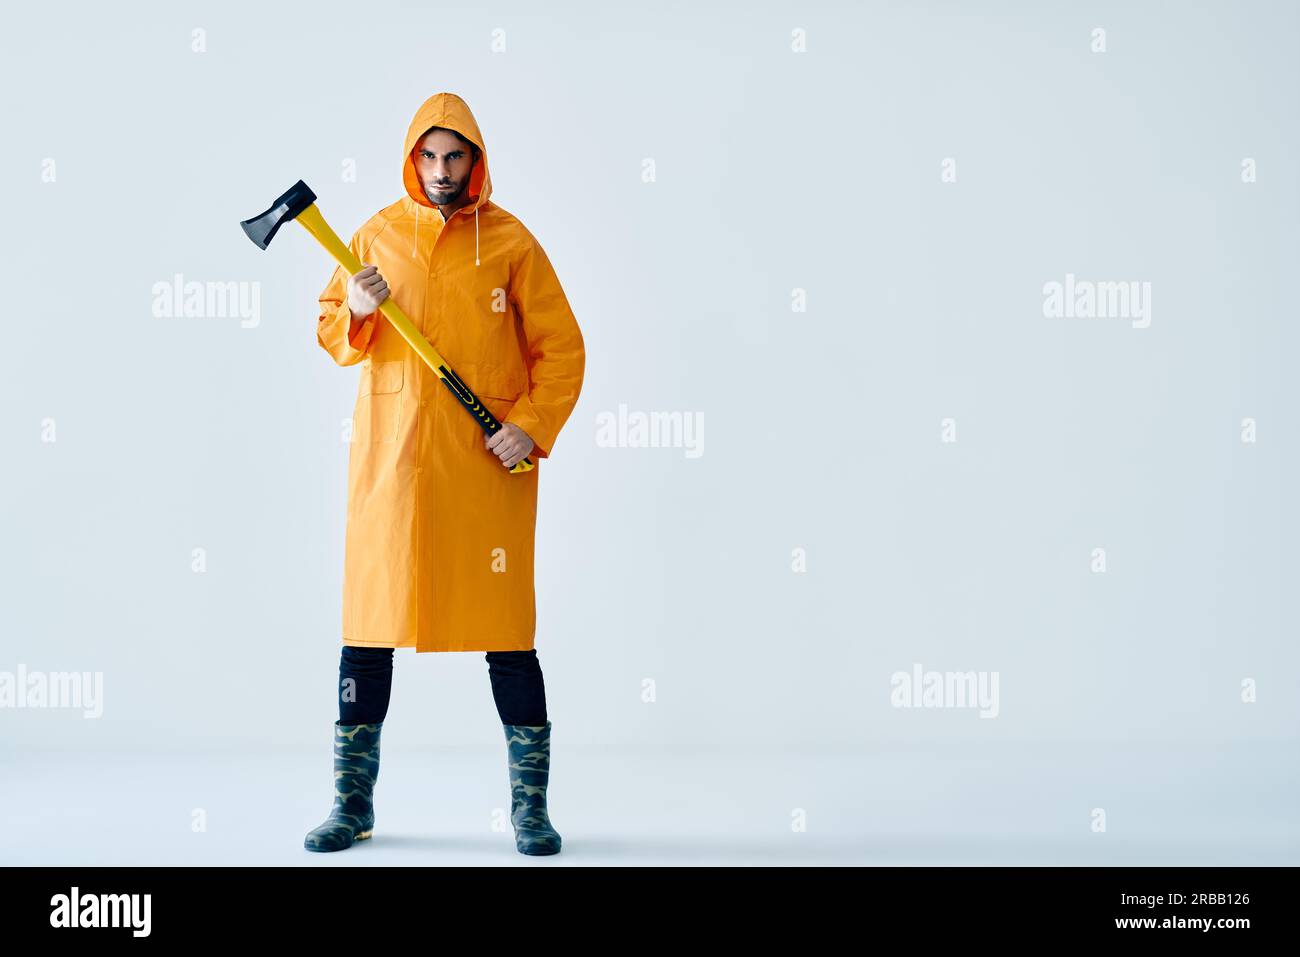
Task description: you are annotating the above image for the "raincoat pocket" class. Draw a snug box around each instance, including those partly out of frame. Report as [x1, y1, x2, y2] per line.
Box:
[453, 362, 524, 450]
[360, 360, 404, 396]
[356, 360, 404, 444]
[480, 392, 518, 426]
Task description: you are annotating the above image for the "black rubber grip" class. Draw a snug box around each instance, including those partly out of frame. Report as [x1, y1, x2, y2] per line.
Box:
[437, 364, 535, 469]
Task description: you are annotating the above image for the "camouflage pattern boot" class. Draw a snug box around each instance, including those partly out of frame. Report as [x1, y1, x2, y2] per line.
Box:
[304, 721, 383, 852]
[503, 721, 562, 855]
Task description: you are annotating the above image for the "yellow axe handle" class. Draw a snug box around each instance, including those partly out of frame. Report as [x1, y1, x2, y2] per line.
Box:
[295, 203, 534, 474]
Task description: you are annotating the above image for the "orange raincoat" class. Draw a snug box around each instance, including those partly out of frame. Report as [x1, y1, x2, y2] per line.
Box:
[316, 92, 585, 653]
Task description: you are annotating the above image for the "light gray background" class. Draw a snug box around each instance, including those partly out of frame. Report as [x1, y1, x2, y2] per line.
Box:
[1, 0, 1296, 865]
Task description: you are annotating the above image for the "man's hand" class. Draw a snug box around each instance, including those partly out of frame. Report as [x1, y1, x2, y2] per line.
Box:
[347, 264, 390, 319]
[486, 422, 535, 469]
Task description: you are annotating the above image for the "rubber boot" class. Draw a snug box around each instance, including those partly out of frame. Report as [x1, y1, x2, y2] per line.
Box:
[503, 720, 562, 855]
[304, 721, 382, 852]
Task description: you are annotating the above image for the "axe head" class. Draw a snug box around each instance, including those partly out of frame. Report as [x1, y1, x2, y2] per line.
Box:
[239, 179, 317, 250]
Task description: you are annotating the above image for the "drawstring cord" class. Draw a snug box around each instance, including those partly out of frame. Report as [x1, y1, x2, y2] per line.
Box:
[411, 196, 480, 266]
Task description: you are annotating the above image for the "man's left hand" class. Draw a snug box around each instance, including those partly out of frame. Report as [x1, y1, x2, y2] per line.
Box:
[486, 422, 535, 468]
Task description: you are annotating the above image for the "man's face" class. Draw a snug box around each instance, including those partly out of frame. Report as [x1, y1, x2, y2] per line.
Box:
[414, 129, 476, 206]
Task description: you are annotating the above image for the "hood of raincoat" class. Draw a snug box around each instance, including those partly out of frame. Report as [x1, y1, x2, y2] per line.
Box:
[402, 92, 492, 265]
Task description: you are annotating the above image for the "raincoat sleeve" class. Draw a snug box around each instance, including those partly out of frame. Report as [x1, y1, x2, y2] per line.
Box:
[316, 230, 379, 367]
[504, 235, 585, 459]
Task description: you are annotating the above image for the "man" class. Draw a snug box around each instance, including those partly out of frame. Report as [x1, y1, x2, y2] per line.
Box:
[304, 92, 585, 856]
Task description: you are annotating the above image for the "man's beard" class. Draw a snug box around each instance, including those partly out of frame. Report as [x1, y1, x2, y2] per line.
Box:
[425, 178, 465, 204]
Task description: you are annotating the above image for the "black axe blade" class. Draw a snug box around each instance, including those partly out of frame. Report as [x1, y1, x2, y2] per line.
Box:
[239, 180, 318, 250]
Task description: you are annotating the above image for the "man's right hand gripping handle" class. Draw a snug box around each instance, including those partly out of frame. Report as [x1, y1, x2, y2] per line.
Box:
[348, 264, 390, 327]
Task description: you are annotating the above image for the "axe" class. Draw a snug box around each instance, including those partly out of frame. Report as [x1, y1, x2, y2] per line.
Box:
[239, 179, 534, 473]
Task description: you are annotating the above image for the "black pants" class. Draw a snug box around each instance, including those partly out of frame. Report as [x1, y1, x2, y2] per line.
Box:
[337, 645, 547, 727]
